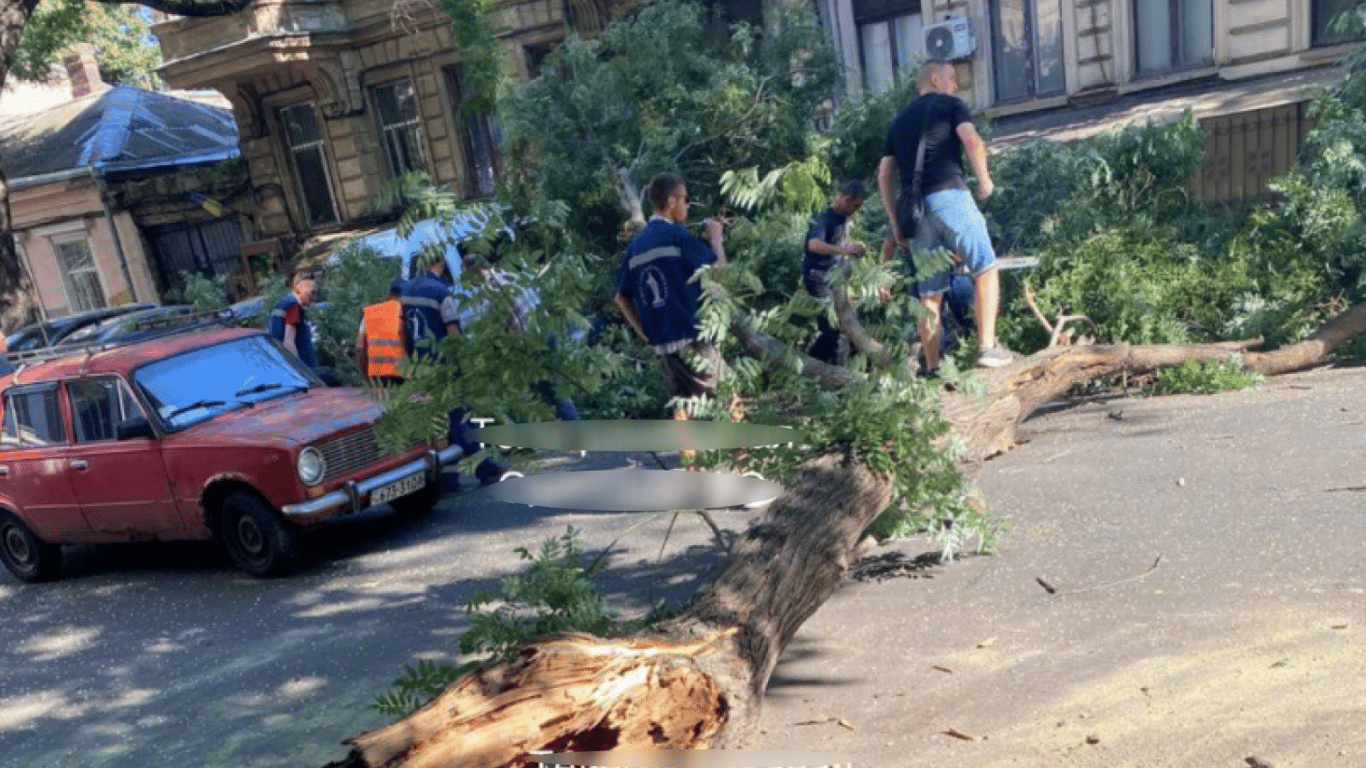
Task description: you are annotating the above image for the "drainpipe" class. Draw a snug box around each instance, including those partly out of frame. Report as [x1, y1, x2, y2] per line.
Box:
[89, 166, 138, 303]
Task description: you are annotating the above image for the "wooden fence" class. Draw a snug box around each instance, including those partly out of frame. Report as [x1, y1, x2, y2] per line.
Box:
[1190, 100, 1317, 205]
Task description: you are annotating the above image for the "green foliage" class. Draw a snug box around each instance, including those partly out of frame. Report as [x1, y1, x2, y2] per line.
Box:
[824, 76, 920, 186]
[310, 241, 406, 385]
[165, 271, 229, 312]
[981, 138, 1106, 256]
[1153, 355, 1264, 395]
[372, 528, 670, 718]
[12, 1, 161, 86]
[498, 0, 838, 225]
[440, 0, 503, 117]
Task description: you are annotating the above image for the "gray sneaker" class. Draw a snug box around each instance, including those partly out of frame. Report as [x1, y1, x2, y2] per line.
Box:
[976, 346, 1014, 368]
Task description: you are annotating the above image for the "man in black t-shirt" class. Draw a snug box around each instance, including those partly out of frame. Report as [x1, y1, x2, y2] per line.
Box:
[803, 180, 868, 364]
[877, 60, 1013, 374]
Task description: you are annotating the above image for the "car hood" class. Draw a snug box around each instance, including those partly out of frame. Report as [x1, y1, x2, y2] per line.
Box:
[178, 388, 384, 448]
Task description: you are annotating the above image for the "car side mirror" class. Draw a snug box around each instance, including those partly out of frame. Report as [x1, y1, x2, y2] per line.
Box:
[115, 416, 155, 441]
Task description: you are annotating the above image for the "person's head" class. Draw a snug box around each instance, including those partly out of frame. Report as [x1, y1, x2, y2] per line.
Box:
[918, 60, 958, 95]
[413, 244, 448, 279]
[832, 180, 867, 217]
[387, 278, 405, 297]
[292, 271, 318, 305]
[648, 172, 691, 225]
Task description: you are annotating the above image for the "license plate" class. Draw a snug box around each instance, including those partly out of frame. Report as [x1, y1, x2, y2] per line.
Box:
[370, 472, 426, 505]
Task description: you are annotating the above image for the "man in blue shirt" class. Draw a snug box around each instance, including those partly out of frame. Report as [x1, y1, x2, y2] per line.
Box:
[803, 180, 869, 364]
[402, 250, 516, 488]
[614, 172, 727, 424]
[267, 271, 319, 371]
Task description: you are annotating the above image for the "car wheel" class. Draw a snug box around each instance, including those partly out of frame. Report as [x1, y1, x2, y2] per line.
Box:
[0, 511, 62, 583]
[218, 491, 299, 578]
[390, 482, 441, 518]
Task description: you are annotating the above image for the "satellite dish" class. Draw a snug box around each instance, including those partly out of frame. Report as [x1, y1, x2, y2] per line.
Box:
[926, 26, 955, 60]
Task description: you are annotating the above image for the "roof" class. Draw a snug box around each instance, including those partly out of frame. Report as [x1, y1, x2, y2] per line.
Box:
[0, 85, 239, 186]
[990, 64, 1343, 148]
[6, 327, 259, 386]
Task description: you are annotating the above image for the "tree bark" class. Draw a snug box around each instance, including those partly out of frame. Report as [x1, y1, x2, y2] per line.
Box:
[327, 453, 894, 768]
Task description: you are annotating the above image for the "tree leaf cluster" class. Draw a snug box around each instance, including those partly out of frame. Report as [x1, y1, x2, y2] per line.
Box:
[12, 0, 162, 86]
[372, 527, 670, 718]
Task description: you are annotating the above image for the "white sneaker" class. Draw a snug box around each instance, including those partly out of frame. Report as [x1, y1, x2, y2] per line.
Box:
[976, 346, 1014, 368]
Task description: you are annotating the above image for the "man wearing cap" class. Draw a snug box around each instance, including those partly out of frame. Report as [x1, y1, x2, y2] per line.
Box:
[356, 278, 407, 386]
[268, 271, 319, 371]
[402, 247, 516, 488]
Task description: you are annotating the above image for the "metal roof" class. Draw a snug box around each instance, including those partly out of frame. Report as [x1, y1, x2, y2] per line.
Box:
[0, 85, 239, 185]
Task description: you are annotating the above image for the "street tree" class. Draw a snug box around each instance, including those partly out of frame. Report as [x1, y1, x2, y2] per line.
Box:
[321, 7, 1366, 768]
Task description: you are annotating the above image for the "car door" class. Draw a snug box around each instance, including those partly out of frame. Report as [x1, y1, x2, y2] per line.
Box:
[0, 384, 86, 541]
[65, 377, 183, 540]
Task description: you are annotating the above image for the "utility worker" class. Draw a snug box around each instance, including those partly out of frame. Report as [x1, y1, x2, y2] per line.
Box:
[356, 278, 407, 386]
[268, 271, 320, 372]
[402, 248, 516, 488]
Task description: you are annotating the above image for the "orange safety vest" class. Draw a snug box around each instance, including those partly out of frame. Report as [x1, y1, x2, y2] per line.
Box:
[363, 298, 405, 380]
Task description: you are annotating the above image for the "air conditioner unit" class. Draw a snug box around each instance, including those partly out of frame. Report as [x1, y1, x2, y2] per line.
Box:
[924, 17, 977, 61]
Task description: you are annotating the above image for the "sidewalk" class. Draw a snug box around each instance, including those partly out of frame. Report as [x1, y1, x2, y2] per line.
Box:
[756, 365, 1366, 768]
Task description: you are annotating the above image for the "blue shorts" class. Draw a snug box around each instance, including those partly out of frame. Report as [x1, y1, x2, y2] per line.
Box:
[907, 189, 997, 297]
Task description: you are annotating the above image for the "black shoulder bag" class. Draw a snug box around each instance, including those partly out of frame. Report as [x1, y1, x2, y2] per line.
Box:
[896, 96, 935, 240]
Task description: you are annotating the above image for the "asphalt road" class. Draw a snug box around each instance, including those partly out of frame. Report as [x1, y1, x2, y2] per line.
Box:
[0, 450, 735, 768]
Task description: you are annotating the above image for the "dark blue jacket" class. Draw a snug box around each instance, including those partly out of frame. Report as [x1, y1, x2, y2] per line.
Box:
[267, 293, 318, 370]
[615, 218, 717, 348]
[402, 272, 455, 362]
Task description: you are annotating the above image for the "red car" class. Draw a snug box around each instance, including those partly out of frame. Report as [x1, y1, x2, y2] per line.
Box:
[0, 326, 460, 582]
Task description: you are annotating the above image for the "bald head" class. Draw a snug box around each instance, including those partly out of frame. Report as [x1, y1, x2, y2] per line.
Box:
[918, 61, 957, 95]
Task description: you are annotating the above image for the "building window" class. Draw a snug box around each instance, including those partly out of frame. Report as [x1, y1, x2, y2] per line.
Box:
[989, 0, 1064, 102]
[278, 102, 339, 227]
[371, 79, 426, 178]
[445, 67, 503, 198]
[854, 0, 923, 94]
[1134, 0, 1212, 77]
[1313, 0, 1366, 46]
[52, 235, 106, 312]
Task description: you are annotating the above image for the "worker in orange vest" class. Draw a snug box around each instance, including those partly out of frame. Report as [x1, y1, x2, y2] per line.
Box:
[355, 278, 407, 386]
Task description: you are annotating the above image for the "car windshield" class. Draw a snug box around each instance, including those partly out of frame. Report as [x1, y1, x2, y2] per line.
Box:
[133, 335, 318, 431]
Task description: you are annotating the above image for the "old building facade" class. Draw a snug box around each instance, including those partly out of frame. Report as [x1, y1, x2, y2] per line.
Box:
[153, 0, 656, 260]
[819, 0, 1363, 202]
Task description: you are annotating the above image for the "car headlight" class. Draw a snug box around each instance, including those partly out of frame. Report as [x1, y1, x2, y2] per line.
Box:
[297, 447, 326, 486]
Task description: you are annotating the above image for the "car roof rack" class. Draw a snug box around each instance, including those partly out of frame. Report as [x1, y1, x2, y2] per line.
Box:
[4, 307, 239, 371]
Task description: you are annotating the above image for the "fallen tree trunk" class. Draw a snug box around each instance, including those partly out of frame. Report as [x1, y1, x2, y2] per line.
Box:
[326, 453, 894, 768]
[327, 297, 1366, 768]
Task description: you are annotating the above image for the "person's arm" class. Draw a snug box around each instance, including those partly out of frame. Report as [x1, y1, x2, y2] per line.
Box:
[806, 238, 867, 257]
[956, 121, 994, 200]
[877, 155, 901, 243]
[614, 292, 648, 342]
[283, 323, 299, 355]
[354, 319, 368, 375]
[440, 294, 463, 338]
[703, 219, 727, 267]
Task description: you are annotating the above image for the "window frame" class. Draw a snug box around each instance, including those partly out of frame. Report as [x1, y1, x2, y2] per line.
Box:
[443, 65, 504, 199]
[1311, 0, 1366, 47]
[987, 0, 1066, 104]
[276, 101, 341, 227]
[50, 232, 107, 313]
[1132, 0, 1214, 78]
[846, 0, 923, 94]
[369, 78, 427, 179]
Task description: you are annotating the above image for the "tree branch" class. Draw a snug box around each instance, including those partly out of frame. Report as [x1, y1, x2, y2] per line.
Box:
[89, 0, 254, 17]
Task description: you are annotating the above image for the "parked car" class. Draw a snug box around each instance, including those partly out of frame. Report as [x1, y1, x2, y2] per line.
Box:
[5, 303, 158, 352]
[56, 305, 199, 347]
[0, 327, 461, 582]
